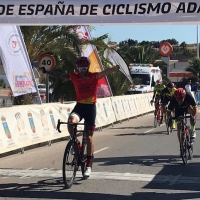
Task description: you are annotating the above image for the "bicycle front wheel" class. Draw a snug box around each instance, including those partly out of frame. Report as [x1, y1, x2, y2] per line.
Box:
[180, 134, 189, 165]
[62, 140, 78, 189]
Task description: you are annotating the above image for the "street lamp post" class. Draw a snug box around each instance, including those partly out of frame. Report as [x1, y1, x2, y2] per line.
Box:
[197, 25, 199, 58]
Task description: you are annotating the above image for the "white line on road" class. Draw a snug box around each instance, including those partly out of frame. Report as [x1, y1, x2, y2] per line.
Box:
[0, 168, 200, 185]
[144, 124, 165, 133]
[94, 147, 109, 154]
[144, 128, 155, 133]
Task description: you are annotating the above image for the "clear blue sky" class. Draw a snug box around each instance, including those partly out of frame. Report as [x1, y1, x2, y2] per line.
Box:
[91, 25, 198, 44]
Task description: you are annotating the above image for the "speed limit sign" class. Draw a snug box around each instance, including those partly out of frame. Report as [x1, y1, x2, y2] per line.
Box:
[38, 54, 56, 71]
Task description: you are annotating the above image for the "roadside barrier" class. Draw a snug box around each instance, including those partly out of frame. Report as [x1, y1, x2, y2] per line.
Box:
[0, 93, 154, 154]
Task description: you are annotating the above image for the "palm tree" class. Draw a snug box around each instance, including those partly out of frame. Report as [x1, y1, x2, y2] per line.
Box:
[118, 45, 160, 65]
[180, 42, 187, 53]
[186, 57, 200, 80]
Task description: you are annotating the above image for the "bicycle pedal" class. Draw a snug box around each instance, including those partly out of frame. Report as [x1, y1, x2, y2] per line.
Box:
[81, 158, 87, 163]
[190, 140, 195, 144]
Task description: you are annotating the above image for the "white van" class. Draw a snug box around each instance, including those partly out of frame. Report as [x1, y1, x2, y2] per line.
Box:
[37, 84, 46, 94]
[127, 63, 162, 94]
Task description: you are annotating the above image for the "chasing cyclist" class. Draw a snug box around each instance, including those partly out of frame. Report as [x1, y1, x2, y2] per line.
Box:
[40, 56, 120, 177]
[151, 80, 166, 117]
[160, 82, 176, 127]
[167, 88, 198, 146]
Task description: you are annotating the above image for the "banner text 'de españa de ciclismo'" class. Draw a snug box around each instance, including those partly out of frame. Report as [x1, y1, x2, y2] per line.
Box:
[0, 1, 200, 24]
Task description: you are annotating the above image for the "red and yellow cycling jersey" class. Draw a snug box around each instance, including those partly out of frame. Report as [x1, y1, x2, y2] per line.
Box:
[69, 72, 99, 104]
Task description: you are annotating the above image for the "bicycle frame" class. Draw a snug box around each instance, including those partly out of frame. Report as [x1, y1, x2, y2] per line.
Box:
[156, 105, 162, 121]
[57, 119, 89, 188]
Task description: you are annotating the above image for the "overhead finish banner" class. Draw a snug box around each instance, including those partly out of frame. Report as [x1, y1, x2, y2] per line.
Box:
[0, 1, 200, 24]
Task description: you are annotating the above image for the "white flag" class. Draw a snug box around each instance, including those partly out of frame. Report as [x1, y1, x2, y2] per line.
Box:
[0, 26, 37, 97]
[104, 48, 133, 84]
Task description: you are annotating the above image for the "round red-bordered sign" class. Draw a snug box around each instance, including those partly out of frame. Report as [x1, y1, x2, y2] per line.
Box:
[159, 42, 173, 57]
[38, 54, 56, 71]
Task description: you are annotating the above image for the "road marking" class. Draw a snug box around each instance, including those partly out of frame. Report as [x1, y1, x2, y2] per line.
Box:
[144, 124, 165, 133]
[94, 147, 109, 154]
[145, 128, 155, 133]
[0, 168, 200, 185]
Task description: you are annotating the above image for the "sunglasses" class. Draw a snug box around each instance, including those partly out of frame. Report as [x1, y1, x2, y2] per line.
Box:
[77, 67, 88, 72]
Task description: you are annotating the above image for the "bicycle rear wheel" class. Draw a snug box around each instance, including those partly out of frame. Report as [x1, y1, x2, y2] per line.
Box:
[166, 123, 170, 135]
[62, 140, 78, 189]
[187, 133, 194, 160]
[166, 119, 172, 135]
[80, 131, 93, 179]
[154, 117, 157, 128]
[80, 142, 88, 179]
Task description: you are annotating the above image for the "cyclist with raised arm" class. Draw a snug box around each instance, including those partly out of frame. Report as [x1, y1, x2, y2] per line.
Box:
[160, 82, 176, 128]
[167, 88, 198, 149]
[40, 56, 120, 177]
[151, 80, 166, 117]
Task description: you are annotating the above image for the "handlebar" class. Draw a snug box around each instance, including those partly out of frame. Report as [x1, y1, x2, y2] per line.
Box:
[169, 115, 194, 121]
[56, 119, 85, 133]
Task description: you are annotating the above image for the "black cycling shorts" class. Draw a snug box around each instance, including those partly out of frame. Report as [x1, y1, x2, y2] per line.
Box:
[70, 103, 96, 131]
[161, 99, 169, 105]
[161, 97, 170, 105]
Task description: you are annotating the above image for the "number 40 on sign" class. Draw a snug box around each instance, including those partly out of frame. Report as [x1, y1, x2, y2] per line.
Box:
[38, 54, 56, 71]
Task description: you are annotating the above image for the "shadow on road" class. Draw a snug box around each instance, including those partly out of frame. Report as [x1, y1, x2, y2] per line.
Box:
[111, 125, 153, 129]
[0, 180, 200, 200]
[114, 131, 168, 136]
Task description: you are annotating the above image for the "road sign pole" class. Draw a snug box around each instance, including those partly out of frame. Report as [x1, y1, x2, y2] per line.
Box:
[46, 74, 49, 103]
[38, 53, 56, 103]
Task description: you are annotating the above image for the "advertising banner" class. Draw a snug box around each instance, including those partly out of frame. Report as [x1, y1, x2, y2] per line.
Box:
[0, 26, 37, 96]
[0, 93, 154, 154]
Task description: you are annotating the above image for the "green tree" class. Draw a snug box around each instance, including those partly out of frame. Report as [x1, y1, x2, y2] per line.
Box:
[0, 79, 4, 87]
[118, 45, 160, 65]
[180, 41, 187, 53]
[186, 57, 200, 80]
[160, 38, 179, 45]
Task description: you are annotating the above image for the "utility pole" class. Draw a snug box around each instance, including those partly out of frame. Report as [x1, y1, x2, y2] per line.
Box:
[197, 25, 199, 58]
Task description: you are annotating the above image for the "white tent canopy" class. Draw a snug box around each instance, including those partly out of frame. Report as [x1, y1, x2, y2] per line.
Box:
[1, 0, 200, 25]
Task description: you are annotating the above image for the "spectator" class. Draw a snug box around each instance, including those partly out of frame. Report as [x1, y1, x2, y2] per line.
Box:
[185, 80, 192, 94]
[191, 82, 200, 94]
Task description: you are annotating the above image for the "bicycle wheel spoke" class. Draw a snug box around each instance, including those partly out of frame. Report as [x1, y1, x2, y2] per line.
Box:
[63, 141, 78, 189]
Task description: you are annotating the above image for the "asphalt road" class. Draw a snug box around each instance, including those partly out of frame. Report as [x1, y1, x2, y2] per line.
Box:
[0, 111, 200, 200]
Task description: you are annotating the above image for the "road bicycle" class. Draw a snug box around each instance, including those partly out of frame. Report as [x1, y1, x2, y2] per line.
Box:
[161, 103, 173, 135]
[169, 115, 194, 165]
[57, 119, 91, 189]
[152, 101, 162, 128]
